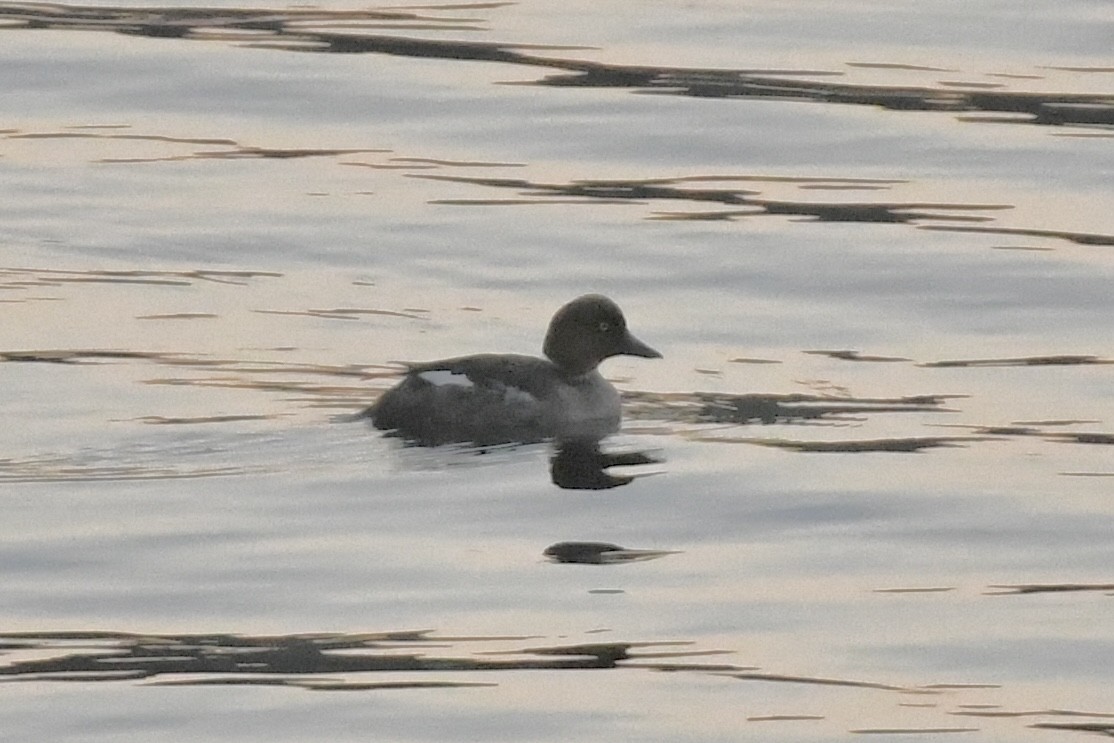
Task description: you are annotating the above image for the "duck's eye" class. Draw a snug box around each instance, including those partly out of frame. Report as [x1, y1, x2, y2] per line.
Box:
[597, 321, 611, 333]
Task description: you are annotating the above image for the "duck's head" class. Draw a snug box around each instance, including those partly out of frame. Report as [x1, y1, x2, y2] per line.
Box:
[543, 294, 661, 376]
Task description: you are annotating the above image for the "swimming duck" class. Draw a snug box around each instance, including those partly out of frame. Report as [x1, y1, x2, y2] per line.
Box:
[367, 294, 661, 446]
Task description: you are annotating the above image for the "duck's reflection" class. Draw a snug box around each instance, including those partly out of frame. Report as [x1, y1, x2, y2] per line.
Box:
[549, 436, 658, 490]
[375, 428, 661, 491]
[543, 541, 680, 564]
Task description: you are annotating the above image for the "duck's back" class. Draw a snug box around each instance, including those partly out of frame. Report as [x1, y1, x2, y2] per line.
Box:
[369, 354, 570, 446]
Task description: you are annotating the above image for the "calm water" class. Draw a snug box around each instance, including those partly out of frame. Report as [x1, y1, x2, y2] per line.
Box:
[2, 1, 1112, 740]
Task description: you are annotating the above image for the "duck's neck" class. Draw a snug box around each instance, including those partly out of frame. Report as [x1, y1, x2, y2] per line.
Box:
[550, 358, 600, 382]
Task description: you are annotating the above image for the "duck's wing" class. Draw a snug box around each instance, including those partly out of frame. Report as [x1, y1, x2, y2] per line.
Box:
[405, 354, 560, 400]
[369, 354, 560, 446]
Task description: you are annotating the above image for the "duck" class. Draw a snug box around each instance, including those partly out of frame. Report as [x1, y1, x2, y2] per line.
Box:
[367, 294, 661, 446]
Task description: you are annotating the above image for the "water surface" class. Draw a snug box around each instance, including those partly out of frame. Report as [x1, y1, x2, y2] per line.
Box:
[1, 1, 1112, 740]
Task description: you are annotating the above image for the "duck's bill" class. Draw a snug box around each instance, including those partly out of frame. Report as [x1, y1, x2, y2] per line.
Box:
[620, 332, 662, 359]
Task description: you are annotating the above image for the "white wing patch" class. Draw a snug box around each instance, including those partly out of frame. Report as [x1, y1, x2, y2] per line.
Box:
[501, 384, 538, 405]
[417, 369, 538, 407]
[418, 370, 475, 389]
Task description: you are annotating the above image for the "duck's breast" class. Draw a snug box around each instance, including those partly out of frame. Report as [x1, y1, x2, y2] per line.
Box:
[550, 371, 621, 437]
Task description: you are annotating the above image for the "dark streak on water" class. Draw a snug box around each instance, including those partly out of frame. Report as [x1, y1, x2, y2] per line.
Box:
[416, 173, 1015, 226]
[2, 2, 1112, 130]
[0, 630, 730, 686]
[984, 583, 1114, 595]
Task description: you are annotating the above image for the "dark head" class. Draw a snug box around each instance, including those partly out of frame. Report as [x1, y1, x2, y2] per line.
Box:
[542, 294, 661, 376]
